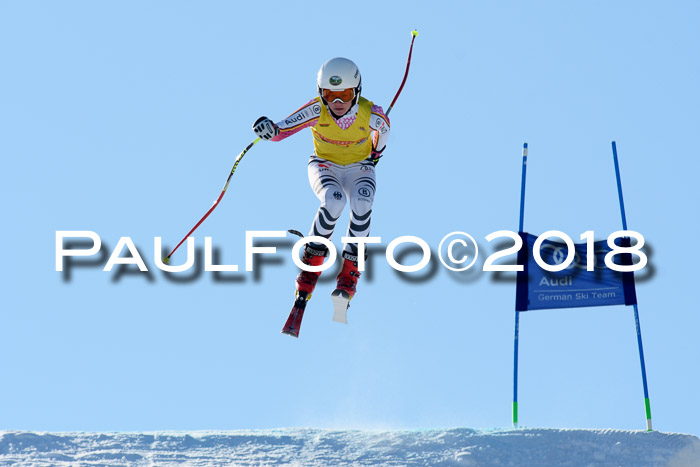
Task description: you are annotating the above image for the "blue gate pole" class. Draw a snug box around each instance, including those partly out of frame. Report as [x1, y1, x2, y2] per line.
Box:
[612, 141, 653, 431]
[513, 142, 528, 427]
[519, 143, 528, 233]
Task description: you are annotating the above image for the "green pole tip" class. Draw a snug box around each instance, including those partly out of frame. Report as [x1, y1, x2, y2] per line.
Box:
[411, 29, 419, 37]
[163, 257, 170, 265]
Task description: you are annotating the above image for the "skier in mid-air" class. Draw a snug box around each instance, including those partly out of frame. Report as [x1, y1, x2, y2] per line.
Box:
[252, 57, 390, 337]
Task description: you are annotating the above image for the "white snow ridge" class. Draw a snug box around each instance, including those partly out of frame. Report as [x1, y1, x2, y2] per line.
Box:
[0, 428, 698, 466]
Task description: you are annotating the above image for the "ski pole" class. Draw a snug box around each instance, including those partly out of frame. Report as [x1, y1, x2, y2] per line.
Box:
[163, 137, 261, 264]
[385, 29, 419, 116]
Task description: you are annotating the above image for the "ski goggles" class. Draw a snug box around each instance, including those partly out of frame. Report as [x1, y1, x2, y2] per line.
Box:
[321, 87, 356, 103]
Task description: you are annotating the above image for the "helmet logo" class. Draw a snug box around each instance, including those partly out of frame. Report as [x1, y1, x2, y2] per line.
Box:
[329, 75, 342, 86]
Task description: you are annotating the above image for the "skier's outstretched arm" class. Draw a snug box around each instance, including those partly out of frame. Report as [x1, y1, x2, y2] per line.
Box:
[252, 99, 321, 142]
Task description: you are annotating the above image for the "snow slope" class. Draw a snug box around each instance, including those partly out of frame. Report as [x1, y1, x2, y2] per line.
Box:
[0, 428, 698, 466]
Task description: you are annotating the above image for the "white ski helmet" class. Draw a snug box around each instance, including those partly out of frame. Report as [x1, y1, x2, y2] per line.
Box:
[317, 57, 362, 105]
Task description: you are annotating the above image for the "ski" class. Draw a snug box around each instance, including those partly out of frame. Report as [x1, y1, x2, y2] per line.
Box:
[282, 291, 310, 338]
[331, 289, 351, 324]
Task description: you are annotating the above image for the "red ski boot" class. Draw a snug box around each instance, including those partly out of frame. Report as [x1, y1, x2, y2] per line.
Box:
[331, 252, 361, 324]
[281, 245, 327, 338]
[294, 246, 327, 295]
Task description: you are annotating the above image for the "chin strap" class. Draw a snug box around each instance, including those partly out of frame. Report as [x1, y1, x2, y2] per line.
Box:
[327, 102, 357, 120]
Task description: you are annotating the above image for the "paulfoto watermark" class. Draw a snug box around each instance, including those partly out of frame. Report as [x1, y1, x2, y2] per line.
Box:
[55, 229, 648, 277]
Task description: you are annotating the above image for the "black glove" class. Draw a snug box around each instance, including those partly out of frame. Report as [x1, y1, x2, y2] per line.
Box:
[370, 146, 385, 166]
[252, 116, 279, 140]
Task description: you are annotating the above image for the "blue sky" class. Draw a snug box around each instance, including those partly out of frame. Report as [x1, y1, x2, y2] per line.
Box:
[2, 1, 699, 436]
